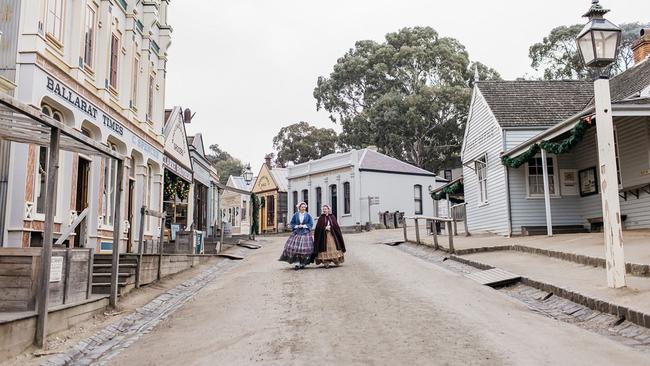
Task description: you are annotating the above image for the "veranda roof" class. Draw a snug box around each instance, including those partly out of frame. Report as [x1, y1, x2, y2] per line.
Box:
[0, 93, 123, 160]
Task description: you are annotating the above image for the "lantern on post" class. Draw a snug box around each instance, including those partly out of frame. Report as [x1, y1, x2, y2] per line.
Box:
[576, 0, 626, 289]
[576, 0, 622, 69]
[243, 163, 253, 185]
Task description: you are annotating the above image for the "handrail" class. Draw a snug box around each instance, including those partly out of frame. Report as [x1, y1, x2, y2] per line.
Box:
[54, 207, 89, 245]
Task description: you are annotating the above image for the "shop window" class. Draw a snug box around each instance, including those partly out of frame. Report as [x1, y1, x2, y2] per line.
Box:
[109, 34, 119, 89]
[46, 0, 65, 43]
[83, 5, 96, 68]
[102, 143, 119, 226]
[414, 184, 423, 215]
[343, 182, 351, 215]
[525, 155, 559, 197]
[267, 195, 275, 226]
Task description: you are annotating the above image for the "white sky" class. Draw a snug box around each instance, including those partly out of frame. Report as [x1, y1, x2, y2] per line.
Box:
[165, 0, 650, 172]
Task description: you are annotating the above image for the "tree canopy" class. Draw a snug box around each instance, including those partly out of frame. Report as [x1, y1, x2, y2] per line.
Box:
[205, 144, 245, 184]
[529, 22, 650, 80]
[272, 122, 338, 166]
[313, 26, 500, 172]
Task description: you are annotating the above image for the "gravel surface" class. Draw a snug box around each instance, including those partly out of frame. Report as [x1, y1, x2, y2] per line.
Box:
[99, 232, 650, 365]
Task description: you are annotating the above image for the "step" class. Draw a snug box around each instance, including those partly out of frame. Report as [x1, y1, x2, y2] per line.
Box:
[91, 282, 136, 296]
[93, 258, 139, 265]
[522, 226, 590, 236]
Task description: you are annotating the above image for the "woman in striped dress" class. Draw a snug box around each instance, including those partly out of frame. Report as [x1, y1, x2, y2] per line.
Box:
[279, 202, 315, 269]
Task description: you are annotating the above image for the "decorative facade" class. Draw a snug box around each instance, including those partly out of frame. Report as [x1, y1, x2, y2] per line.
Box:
[0, 0, 172, 252]
[252, 156, 288, 233]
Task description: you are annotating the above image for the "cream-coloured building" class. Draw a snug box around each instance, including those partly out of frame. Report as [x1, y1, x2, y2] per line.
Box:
[221, 175, 256, 235]
[0, 0, 172, 252]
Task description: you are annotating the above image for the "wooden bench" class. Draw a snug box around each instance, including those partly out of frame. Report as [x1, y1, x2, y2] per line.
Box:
[587, 215, 628, 232]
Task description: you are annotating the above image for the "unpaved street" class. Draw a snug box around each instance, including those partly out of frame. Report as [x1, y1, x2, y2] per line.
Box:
[108, 232, 650, 365]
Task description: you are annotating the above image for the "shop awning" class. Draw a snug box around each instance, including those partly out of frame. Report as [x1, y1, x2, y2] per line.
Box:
[0, 93, 123, 159]
[502, 101, 650, 160]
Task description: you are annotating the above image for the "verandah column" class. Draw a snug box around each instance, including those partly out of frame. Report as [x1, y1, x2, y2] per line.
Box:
[541, 150, 553, 237]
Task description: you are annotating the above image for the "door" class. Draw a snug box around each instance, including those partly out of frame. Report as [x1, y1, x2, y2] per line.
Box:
[330, 184, 338, 217]
[126, 179, 135, 252]
[74, 157, 91, 247]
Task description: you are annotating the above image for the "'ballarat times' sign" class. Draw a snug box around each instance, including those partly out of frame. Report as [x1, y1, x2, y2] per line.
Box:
[44, 74, 160, 160]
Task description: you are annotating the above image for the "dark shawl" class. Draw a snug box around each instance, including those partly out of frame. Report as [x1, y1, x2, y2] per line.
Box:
[313, 214, 346, 254]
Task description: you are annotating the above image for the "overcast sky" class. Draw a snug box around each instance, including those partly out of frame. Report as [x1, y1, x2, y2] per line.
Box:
[165, 0, 650, 172]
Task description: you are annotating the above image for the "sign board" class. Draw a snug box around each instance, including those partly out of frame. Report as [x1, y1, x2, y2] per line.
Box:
[369, 197, 380, 205]
[50, 256, 64, 283]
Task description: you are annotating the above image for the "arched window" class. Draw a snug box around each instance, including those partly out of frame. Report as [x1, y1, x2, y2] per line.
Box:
[315, 187, 322, 213]
[343, 182, 351, 215]
[301, 189, 308, 209]
[414, 184, 423, 215]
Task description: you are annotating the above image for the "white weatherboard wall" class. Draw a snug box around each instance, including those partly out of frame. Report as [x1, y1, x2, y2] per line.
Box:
[358, 171, 438, 224]
[461, 88, 509, 236]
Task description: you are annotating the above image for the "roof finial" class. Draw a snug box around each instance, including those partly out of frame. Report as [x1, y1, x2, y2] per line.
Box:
[474, 64, 480, 82]
[583, 0, 609, 19]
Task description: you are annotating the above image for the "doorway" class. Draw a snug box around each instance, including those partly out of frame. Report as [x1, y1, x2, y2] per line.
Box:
[126, 179, 135, 252]
[74, 157, 91, 247]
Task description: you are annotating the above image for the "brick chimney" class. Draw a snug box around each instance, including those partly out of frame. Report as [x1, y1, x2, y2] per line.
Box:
[264, 154, 273, 170]
[632, 28, 650, 65]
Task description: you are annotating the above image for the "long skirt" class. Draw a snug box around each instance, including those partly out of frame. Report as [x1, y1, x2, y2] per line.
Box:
[315, 231, 344, 265]
[279, 232, 314, 265]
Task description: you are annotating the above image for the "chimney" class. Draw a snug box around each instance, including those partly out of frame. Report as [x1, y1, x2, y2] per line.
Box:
[264, 154, 273, 170]
[632, 28, 650, 65]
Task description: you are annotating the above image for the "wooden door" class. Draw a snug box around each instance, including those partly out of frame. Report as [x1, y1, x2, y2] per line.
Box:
[74, 157, 90, 247]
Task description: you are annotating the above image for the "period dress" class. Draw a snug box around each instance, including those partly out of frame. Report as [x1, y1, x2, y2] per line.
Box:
[313, 214, 346, 266]
[279, 212, 315, 266]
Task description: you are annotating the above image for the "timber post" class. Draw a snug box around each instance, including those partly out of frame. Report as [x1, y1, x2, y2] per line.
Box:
[157, 217, 166, 281]
[402, 219, 408, 242]
[433, 220, 439, 250]
[446, 221, 455, 254]
[136, 206, 146, 288]
[35, 126, 60, 348]
[414, 218, 421, 244]
[109, 159, 125, 309]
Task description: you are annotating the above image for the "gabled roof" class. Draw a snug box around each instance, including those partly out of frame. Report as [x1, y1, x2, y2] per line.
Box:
[269, 168, 288, 192]
[228, 176, 257, 192]
[359, 149, 437, 177]
[608, 58, 650, 102]
[476, 80, 594, 128]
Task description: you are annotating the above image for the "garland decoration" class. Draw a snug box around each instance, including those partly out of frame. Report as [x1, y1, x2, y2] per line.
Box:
[501, 143, 540, 168]
[432, 181, 464, 201]
[501, 119, 593, 168]
[540, 120, 591, 154]
[164, 173, 190, 201]
[250, 193, 260, 235]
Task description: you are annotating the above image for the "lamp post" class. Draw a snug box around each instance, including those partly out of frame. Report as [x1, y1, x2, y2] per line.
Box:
[576, 0, 625, 288]
[243, 164, 254, 240]
[243, 163, 253, 185]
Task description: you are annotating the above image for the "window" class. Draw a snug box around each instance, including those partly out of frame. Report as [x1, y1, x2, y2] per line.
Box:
[131, 57, 139, 109]
[242, 200, 247, 222]
[330, 184, 338, 217]
[343, 182, 351, 214]
[83, 5, 96, 68]
[36, 147, 48, 214]
[102, 144, 119, 226]
[109, 34, 119, 89]
[147, 75, 155, 120]
[292, 191, 298, 213]
[315, 187, 322, 213]
[526, 156, 558, 197]
[476, 155, 488, 204]
[46, 0, 65, 42]
[301, 189, 308, 209]
[414, 184, 423, 215]
[145, 164, 153, 231]
[444, 170, 453, 181]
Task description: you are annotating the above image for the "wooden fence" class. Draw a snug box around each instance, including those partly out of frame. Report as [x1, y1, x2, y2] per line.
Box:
[0, 248, 93, 312]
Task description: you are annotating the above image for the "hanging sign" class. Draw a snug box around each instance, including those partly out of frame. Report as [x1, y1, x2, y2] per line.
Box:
[50, 256, 64, 283]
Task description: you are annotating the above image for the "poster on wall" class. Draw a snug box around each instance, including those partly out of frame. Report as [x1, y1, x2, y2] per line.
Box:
[579, 167, 599, 197]
[560, 169, 579, 196]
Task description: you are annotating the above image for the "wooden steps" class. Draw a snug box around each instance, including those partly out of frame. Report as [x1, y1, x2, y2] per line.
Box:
[521, 225, 589, 236]
[91, 254, 139, 296]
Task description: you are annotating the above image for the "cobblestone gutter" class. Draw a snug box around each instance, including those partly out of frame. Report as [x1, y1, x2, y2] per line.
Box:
[396, 243, 650, 350]
[42, 249, 248, 366]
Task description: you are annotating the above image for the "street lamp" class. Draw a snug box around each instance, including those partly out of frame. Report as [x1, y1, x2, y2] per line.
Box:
[243, 163, 253, 185]
[576, 0, 625, 288]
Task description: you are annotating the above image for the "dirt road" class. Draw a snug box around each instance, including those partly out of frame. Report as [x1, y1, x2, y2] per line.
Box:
[108, 232, 650, 365]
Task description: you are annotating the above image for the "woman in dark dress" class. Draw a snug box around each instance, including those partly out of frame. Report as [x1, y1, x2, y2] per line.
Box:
[313, 205, 346, 268]
[279, 202, 315, 270]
